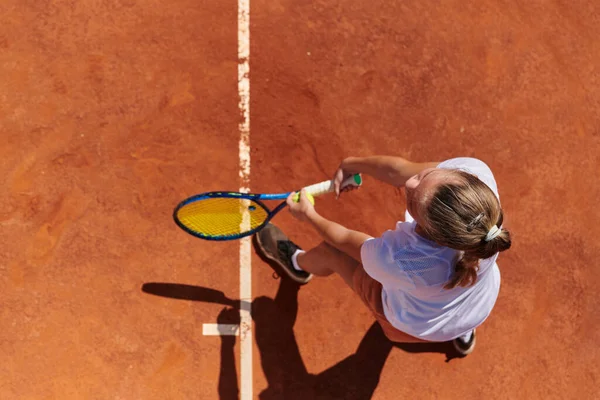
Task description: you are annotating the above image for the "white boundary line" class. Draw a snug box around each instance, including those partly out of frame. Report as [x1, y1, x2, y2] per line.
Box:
[238, 0, 252, 399]
[202, 323, 240, 336]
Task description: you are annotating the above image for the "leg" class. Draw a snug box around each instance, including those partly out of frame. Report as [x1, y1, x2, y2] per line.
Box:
[254, 224, 359, 286]
[255, 224, 427, 343]
[297, 241, 359, 288]
[352, 266, 428, 343]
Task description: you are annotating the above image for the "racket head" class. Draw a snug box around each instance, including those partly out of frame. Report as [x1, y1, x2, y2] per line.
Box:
[173, 192, 274, 241]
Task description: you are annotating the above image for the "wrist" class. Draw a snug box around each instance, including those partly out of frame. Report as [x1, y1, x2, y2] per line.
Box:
[305, 207, 320, 222]
[341, 156, 360, 173]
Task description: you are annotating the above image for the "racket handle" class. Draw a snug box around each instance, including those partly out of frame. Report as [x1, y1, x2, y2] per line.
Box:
[303, 174, 362, 197]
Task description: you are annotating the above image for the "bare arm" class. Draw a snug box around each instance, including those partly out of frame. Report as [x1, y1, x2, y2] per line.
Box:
[305, 209, 371, 262]
[286, 190, 370, 262]
[338, 156, 440, 188]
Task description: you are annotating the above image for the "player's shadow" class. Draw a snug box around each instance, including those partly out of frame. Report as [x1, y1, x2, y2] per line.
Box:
[142, 278, 457, 399]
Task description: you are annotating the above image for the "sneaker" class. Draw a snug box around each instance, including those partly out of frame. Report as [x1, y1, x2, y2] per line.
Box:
[255, 224, 313, 284]
[452, 329, 476, 356]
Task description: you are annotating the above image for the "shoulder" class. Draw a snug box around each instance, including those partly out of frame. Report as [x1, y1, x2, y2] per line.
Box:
[361, 223, 413, 264]
[437, 157, 499, 200]
[437, 157, 493, 174]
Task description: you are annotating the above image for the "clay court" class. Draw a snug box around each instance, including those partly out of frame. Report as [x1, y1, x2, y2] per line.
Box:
[1, 0, 599, 399]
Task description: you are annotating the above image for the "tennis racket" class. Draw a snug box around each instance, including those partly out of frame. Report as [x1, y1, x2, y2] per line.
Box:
[173, 174, 362, 241]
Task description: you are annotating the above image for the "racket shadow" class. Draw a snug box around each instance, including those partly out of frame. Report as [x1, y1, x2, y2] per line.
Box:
[141, 282, 251, 311]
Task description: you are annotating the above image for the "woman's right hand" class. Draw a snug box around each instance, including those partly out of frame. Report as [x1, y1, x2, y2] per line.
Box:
[333, 163, 359, 199]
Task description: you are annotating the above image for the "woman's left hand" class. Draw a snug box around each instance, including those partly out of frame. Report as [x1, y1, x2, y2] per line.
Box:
[286, 189, 316, 222]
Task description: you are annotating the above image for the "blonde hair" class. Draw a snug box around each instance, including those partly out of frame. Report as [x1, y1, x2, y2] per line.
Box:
[420, 170, 512, 289]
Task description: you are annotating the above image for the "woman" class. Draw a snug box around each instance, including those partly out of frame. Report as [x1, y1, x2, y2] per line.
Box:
[255, 156, 512, 356]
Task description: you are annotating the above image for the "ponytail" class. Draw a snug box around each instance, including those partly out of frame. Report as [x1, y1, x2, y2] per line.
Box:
[444, 252, 479, 289]
[422, 171, 512, 289]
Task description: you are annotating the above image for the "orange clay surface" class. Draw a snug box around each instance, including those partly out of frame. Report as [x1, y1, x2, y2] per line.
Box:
[1, 0, 599, 399]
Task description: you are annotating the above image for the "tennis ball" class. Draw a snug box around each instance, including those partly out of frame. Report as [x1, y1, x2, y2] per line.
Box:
[293, 191, 315, 205]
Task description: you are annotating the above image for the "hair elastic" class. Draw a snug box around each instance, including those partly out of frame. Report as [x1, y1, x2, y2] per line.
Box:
[485, 225, 502, 242]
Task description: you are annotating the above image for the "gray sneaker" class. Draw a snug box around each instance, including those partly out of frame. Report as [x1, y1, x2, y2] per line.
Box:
[255, 224, 313, 284]
[452, 329, 476, 356]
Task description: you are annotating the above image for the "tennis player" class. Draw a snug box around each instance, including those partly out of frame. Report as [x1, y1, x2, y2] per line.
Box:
[255, 156, 511, 356]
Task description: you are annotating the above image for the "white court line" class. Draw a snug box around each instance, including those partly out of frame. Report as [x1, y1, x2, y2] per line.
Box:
[238, 0, 252, 399]
[202, 323, 240, 336]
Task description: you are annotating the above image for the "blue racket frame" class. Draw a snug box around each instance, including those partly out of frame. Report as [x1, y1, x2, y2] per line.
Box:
[173, 191, 294, 241]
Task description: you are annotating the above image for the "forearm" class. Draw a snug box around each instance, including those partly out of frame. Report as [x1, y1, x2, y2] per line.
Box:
[341, 156, 439, 187]
[305, 210, 371, 261]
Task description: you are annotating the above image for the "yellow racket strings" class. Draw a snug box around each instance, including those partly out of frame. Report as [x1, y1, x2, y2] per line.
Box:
[176, 197, 269, 237]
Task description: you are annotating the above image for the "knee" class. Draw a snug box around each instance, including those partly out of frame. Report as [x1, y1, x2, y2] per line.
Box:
[312, 269, 335, 277]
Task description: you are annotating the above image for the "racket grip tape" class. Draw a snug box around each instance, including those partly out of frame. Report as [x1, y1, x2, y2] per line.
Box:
[303, 174, 362, 197]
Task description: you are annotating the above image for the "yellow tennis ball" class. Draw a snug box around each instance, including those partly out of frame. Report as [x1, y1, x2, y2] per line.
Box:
[293, 191, 315, 205]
